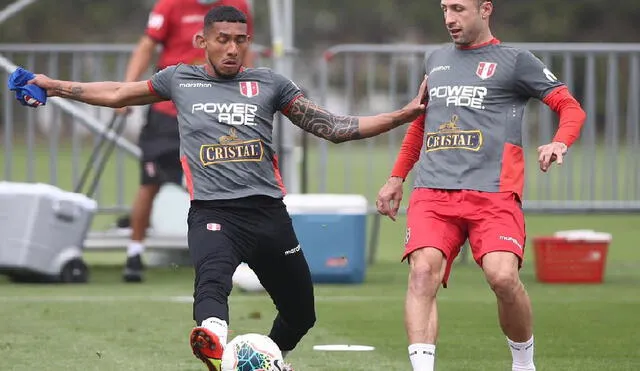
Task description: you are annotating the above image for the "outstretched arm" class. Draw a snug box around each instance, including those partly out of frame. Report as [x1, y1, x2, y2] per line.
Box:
[390, 113, 426, 181]
[28, 75, 165, 108]
[283, 77, 428, 144]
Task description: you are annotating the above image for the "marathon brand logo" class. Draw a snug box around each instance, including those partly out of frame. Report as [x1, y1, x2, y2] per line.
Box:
[179, 82, 212, 88]
[425, 115, 483, 152]
[181, 14, 205, 24]
[429, 85, 487, 109]
[285, 245, 301, 256]
[191, 102, 258, 126]
[429, 65, 451, 74]
[199, 128, 264, 165]
[147, 13, 164, 30]
[499, 235, 523, 250]
[404, 228, 411, 246]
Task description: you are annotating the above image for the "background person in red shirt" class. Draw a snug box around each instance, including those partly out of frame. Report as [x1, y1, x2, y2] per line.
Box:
[117, 0, 254, 283]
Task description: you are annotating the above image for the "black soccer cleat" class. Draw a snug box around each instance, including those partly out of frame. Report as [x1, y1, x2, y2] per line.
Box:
[122, 254, 145, 283]
[115, 214, 131, 229]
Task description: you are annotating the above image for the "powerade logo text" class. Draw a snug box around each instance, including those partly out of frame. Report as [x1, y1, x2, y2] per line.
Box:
[429, 85, 488, 109]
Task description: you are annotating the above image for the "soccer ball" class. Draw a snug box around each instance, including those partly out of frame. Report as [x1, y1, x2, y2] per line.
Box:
[221, 333, 285, 371]
[232, 263, 265, 292]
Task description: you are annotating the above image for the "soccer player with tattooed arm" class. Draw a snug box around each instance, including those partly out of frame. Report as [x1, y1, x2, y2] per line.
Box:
[21, 6, 427, 371]
[376, 1, 586, 370]
[117, 0, 254, 283]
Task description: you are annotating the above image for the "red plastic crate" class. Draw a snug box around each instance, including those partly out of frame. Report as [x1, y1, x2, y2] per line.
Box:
[533, 236, 609, 284]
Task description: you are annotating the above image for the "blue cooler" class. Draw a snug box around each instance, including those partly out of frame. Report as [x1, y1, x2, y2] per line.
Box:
[283, 194, 368, 284]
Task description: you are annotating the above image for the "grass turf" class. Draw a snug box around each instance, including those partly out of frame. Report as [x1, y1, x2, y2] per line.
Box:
[0, 213, 639, 370]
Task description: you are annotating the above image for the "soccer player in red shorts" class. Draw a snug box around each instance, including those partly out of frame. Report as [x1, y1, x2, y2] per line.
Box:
[376, 1, 586, 370]
[116, 0, 254, 283]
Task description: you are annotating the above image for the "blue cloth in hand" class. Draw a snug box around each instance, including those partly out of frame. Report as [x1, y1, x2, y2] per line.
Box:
[8, 67, 47, 107]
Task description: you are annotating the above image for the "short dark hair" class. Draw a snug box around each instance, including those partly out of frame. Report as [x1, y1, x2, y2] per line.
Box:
[203, 6, 247, 30]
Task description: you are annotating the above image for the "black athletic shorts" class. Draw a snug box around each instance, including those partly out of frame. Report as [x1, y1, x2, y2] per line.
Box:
[187, 195, 302, 272]
[139, 151, 183, 186]
[138, 108, 182, 185]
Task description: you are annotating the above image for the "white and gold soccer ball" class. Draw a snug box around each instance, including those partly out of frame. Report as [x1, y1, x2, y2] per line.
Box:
[221, 333, 286, 371]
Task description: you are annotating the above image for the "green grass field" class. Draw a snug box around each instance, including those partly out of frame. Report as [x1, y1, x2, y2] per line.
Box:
[1, 215, 639, 370]
[1, 141, 640, 370]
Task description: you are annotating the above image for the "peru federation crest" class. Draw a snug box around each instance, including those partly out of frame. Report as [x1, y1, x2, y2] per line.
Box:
[239, 81, 259, 97]
[476, 62, 497, 80]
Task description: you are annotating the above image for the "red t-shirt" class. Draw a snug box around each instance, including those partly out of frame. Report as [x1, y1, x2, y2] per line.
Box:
[145, 0, 253, 116]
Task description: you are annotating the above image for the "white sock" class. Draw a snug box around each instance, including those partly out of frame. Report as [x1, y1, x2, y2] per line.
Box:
[127, 241, 144, 257]
[507, 336, 535, 370]
[201, 317, 229, 346]
[408, 343, 436, 371]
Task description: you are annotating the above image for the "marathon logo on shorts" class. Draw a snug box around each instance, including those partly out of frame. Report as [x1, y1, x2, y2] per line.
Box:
[404, 227, 411, 246]
[239, 81, 259, 98]
[499, 235, 523, 250]
[425, 115, 483, 152]
[199, 128, 264, 166]
[285, 245, 301, 256]
[476, 62, 497, 80]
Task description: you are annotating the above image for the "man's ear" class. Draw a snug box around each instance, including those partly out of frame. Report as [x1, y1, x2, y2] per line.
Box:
[480, 1, 493, 18]
[193, 30, 206, 49]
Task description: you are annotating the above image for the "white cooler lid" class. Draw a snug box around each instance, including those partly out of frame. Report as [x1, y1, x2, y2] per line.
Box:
[554, 229, 613, 242]
[283, 194, 368, 215]
[0, 181, 97, 210]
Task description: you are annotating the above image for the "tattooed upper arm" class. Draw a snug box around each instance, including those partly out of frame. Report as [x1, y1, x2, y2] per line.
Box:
[284, 96, 361, 143]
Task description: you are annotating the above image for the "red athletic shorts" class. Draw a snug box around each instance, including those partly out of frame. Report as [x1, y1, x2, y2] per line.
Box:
[402, 188, 526, 287]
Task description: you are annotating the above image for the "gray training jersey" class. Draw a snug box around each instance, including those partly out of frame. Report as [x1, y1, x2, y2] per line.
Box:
[149, 64, 301, 201]
[415, 40, 564, 197]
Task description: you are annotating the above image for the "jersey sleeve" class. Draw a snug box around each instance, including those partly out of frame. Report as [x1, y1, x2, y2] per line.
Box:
[148, 65, 178, 99]
[513, 50, 565, 100]
[390, 114, 425, 180]
[145, 0, 174, 43]
[272, 72, 303, 113]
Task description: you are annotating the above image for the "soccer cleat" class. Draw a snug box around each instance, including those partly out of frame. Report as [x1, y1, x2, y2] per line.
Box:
[115, 214, 131, 229]
[122, 254, 144, 283]
[190, 327, 224, 371]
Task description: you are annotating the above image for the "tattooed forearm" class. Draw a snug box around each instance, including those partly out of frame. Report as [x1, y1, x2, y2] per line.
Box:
[286, 97, 361, 143]
[71, 86, 84, 96]
[47, 80, 142, 108]
[52, 83, 84, 98]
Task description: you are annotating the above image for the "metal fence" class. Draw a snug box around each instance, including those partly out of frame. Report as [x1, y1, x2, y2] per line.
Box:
[1, 42, 639, 219]
[310, 43, 640, 213]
